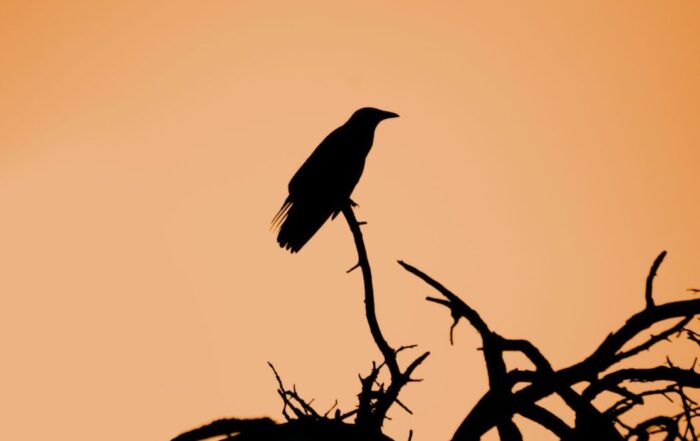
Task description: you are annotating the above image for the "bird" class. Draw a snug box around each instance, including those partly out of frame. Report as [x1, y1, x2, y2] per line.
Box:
[271, 107, 399, 253]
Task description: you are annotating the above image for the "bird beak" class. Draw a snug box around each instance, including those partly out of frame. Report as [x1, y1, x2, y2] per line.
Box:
[381, 111, 399, 120]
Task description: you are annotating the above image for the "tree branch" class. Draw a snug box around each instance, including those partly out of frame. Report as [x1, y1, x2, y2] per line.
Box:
[612, 316, 691, 364]
[398, 260, 491, 337]
[645, 250, 667, 308]
[342, 205, 429, 431]
[584, 366, 700, 400]
[343, 205, 400, 380]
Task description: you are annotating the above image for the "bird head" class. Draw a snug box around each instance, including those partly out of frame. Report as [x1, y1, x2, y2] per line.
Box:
[347, 107, 399, 127]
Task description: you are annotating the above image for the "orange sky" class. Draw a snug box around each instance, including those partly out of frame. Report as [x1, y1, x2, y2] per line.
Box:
[1, 1, 699, 440]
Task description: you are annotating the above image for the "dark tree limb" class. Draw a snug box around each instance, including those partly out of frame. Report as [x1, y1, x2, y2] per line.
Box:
[342, 205, 400, 380]
[401, 252, 700, 441]
[517, 403, 574, 439]
[509, 298, 700, 410]
[612, 316, 692, 364]
[398, 260, 525, 441]
[583, 366, 700, 400]
[342, 205, 429, 431]
[399, 261, 490, 337]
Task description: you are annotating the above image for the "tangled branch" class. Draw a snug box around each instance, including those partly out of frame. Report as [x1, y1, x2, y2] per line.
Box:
[172, 203, 427, 441]
[401, 251, 700, 440]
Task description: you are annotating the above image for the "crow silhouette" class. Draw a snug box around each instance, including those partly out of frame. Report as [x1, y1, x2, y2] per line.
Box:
[272, 107, 399, 253]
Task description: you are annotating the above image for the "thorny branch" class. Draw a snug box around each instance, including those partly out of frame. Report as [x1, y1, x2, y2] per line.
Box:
[342, 204, 430, 431]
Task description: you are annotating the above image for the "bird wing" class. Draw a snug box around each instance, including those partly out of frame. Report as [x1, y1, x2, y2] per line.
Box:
[287, 127, 347, 196]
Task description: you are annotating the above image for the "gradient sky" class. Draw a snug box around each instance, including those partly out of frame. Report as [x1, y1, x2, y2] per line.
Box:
[1, 1, 699, 440]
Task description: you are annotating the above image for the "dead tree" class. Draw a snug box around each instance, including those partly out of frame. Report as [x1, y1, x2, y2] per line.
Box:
[400, 250, 700, 440]
[172, 205, 699, 440]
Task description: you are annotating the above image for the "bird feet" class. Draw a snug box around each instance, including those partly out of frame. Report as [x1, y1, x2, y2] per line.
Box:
[347, 199, 367, 224]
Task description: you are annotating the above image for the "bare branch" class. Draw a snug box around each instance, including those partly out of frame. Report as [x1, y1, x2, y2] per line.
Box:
[399, 260, 491, 337]
[343, 205, 428, 431]
[613, 316, 691, 363]
[343, 206, 399, 381]
[556, 298, 700, 387]
[584, 366, 700, 400]
[645, 250, 667, 308]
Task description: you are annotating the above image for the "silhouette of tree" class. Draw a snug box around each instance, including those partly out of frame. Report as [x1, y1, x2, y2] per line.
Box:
[400, 251, 700, 440]
[172, 206, 700, 441]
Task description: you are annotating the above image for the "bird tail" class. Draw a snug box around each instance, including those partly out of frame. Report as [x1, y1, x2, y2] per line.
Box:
[271, 199, 292, 231]
[274, 199, 332, 253]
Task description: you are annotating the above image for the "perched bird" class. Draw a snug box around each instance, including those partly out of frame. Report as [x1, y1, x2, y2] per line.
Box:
[272, 107, 399, 253]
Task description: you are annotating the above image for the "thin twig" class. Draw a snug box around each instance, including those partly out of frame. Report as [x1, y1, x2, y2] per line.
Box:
[646, 250, 667, 308]
[613, 316, 691, 363]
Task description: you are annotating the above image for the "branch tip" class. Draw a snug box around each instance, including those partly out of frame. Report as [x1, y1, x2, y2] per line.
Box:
[645, 250, 667, 308]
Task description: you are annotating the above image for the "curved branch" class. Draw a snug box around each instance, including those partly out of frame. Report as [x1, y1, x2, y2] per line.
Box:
[612, 316, 691, 364]
[398, 260, 491, 337]
[583, 366, 700, 400]
[645, 250, 667, 308]
[398, 261, 523, 440]
[342, 205, 399, 380]
[342, 205, 429, 430]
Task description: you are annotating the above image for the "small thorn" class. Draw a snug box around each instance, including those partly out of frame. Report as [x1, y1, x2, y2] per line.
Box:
[358, 221, 367, 226]
[347, 262, 361, 273]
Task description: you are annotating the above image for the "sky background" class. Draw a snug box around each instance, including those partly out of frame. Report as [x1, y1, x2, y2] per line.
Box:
[1, 1, 699, 440]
